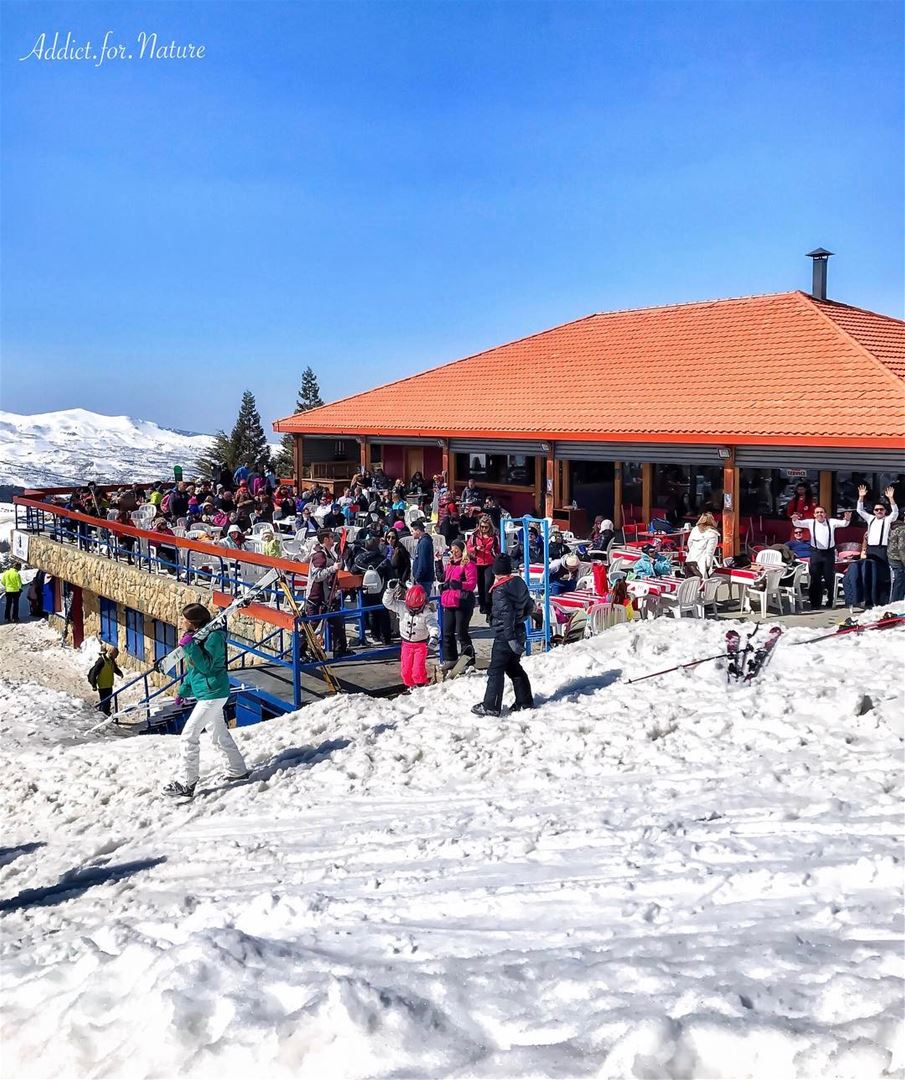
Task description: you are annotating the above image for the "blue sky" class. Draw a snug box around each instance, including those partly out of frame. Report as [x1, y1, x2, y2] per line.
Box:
[2, 0, 902, 434]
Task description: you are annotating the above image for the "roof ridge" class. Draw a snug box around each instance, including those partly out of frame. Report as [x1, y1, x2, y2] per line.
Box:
[796, 291, 905, 388]
[587, 290, 798, 319]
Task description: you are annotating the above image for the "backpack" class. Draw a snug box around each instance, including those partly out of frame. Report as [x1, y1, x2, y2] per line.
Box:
[362, 567, 383, 594]
[724, 554, 751, 569]
[160, 493, 172, 515]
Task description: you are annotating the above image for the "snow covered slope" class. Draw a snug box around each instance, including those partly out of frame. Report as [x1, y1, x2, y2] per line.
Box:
[0, 408, 213, 487]
[1, 616, 903, 1079]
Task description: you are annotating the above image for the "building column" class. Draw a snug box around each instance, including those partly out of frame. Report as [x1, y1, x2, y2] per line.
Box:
[641, 463, 653, 526]
[293, 435, 304, 488]
[722, 451, 739, 558]
[544, 454, 555, 519]
[359, 437, 368, 474]
[560, 459, 570, 508]
[819, 470, 832, 512]
[613, 462, 623, 527]
[440, 439, 450, 486]
[447, 443, 456, 495]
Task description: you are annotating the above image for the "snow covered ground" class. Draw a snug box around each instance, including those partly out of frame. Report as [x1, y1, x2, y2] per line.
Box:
[1, 614, 903, 1079]
[0, 408, 213, 487]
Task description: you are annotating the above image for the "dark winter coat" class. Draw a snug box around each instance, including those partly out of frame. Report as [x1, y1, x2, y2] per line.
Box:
[488, 575, 535, 645]
[379, 543, 411, 584]
[412, 534, 435, 584]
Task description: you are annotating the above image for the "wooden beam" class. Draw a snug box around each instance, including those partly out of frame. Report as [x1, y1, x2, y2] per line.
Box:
[641, 462, 653, 527]
[560, 459, 570, 508]
[359, 437, 368, 472]
[544, 455, 555, 518]
[293, 435, 304, 488]
[721, 453, 739, 558]
[440, 439, 450, 486]
[819, 470, 832, 512]
[613, 462, 623, 527]
[447, 443, 456, 497]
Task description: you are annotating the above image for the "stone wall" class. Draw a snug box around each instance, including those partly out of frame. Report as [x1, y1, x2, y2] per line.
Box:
[29, 535, 285, 680]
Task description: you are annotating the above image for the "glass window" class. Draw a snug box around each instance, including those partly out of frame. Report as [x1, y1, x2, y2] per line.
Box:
[125, 608, 144, 660]
[739, 468, 820, 517]
[621, 462, 644, 520]
[835, 472, 904, 514]
[99, 598, 118, 646]
[153, 620, 177, 664]
[455, 453, 535, 487]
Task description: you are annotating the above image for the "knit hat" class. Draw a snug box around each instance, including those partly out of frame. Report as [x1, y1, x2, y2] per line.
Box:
[563, 553, 581, 571]
[493, 554, 512, 576]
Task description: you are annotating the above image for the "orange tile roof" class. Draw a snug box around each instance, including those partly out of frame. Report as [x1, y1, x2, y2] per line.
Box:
[274, 291, 905, 447]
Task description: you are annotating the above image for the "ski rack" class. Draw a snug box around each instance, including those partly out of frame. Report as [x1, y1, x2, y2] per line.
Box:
[511, 514, 552, 655]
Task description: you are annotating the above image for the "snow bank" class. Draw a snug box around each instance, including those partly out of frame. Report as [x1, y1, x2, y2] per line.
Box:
[1, 616, 903, 1079]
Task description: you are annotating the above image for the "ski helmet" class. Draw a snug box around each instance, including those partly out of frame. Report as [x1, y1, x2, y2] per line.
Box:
[405, 584, 427, 611]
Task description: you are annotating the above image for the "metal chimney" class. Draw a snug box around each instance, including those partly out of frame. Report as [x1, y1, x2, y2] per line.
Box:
[806, 247, 833, 300]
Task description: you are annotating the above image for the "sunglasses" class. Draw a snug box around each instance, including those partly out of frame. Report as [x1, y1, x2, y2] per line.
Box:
[874, 507, 887, 513]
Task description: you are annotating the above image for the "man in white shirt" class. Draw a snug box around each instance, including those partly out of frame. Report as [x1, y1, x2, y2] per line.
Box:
[856, 484, 899, 608]
[793, 506, 852, 609]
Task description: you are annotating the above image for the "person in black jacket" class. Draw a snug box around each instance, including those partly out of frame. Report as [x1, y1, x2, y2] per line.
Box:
[473, 554, 535, 717]
[353, 538, 392, 645]
[381, 529, 411, 584]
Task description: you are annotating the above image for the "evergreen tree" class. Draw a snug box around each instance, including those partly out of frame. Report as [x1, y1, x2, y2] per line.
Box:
[298, 366, 324, 411]
[277, 367, 325, 473]
[230, 390, 271, 472]
[196, 430, 234, 479]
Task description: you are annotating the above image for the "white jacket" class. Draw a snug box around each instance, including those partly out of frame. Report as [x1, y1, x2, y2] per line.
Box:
[686, 526, 719, 577]
[382, 584, 438, 643]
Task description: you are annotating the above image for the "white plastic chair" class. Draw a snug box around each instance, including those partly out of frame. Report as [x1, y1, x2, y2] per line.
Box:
[699, 575, 724, 618]
[778, 562, 808, 614]
[659, 576, 702, 618]
[431, 533, 448, 560]
[586, 602, 628, 634]
[400, 536, 419, 559]
[755, 549, 783, 566]
[744, 566, 785, 618]
[251, 522, 272, 536]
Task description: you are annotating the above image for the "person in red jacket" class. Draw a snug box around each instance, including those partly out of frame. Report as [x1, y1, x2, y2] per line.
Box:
[466, 515, 499, 617]
[785, 482, 817, 520]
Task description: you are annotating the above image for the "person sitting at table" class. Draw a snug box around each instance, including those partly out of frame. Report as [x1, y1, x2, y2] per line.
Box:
[787, 526, 813, 559]
[590, 518, 616, 549]
[549, 552, 581, 596]
[605, 578, 636, 620]
[259, 525, 283, 558]
[547, 528, 567, 561]
[685, 512, 720, 578]
[512, 525, 543, 568]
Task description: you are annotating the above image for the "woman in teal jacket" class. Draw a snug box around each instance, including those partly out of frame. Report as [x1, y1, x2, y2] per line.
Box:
[161, 603, 248, 798]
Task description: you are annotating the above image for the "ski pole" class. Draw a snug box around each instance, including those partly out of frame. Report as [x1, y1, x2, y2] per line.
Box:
[627, 651, 730, 684]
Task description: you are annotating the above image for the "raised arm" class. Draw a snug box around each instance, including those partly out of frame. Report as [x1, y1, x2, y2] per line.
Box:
[855, 485, 873, 525]
[886, 487, 899, 523]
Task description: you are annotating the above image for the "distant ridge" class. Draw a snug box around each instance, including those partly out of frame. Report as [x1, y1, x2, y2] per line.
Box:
[0, 408, 214, 487]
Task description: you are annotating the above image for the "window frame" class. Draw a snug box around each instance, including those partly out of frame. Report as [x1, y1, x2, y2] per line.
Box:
[99, 597, 118, 646]
[124, 607, 145, 660]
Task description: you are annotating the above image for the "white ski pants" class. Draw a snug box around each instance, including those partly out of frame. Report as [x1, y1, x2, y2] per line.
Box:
[180, 697, 246, 785]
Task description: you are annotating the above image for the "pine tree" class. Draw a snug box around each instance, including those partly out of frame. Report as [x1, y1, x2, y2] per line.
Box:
[298, 366, 324, 411]
[230, 390, 271, 472]
[196, 430, 234, 479]
[277, 367, 325, 474]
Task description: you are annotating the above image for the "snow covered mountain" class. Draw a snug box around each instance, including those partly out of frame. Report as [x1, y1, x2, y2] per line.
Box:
[0, 408, 213, 488]
[1, 614, 903, 1077]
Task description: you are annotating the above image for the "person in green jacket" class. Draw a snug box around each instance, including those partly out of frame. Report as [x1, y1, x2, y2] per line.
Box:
[2, 563, 23, 623]
[161, 602, 248, 798]
[87, 644, 123, 715]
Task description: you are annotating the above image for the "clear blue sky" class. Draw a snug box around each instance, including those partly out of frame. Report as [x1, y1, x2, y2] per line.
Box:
[2, 0, 902, 434]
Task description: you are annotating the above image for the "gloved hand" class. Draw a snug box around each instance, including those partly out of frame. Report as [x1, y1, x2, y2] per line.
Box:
[178, 632, 194, 647]
[508, 639, 524, 656]
[445, 578, 462, 590]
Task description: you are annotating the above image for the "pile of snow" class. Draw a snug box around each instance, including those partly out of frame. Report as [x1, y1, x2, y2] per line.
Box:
[1, 615, 903, 1079]
[0, 408, 213, 487]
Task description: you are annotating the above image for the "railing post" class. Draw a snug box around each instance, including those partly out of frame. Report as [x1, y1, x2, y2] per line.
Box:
[292, 626, 302, 709]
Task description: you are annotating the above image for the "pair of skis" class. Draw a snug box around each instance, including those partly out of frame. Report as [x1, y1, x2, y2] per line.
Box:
[791, 611, 905, 645]
[725, 624, 782, 683]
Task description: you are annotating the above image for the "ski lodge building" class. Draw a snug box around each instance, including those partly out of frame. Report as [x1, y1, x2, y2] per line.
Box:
[274, 254, 904, 555]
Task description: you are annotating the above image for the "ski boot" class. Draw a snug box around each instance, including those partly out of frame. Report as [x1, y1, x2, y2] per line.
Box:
[161, 779, 197, 798]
